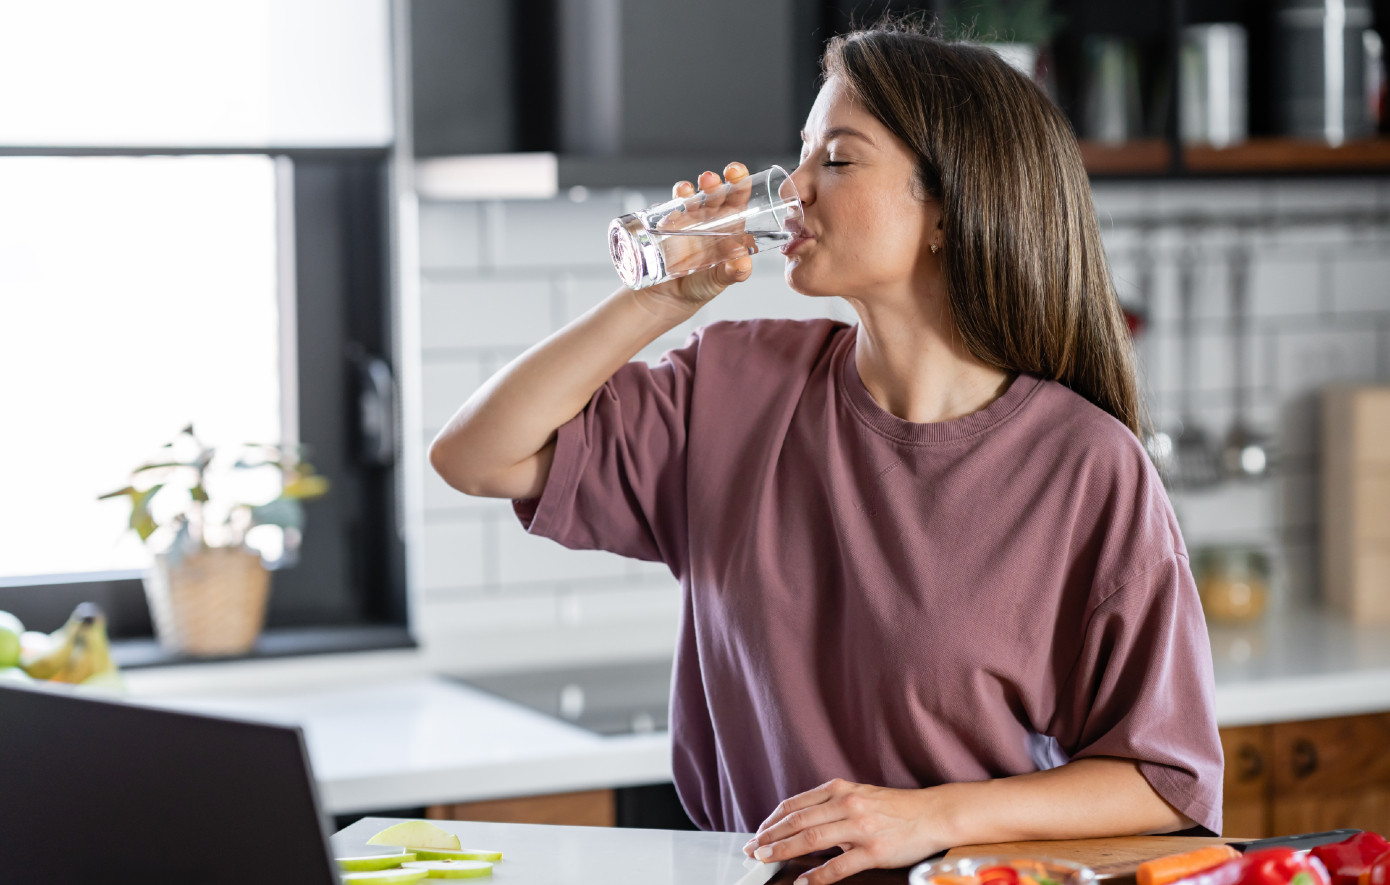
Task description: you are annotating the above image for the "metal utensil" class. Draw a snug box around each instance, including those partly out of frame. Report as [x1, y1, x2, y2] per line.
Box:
[1221, 242, 1272, 479]
[1170, 237, 1222, 488]
[1229, 828, 1362, 852]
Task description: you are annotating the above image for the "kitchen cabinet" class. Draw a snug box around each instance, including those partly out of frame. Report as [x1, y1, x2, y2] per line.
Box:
[1219, 712, 1390, 837]
[427, 789, 616, 828]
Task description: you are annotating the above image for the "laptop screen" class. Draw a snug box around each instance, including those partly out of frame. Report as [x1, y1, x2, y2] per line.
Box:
[0, 683, 338, 885]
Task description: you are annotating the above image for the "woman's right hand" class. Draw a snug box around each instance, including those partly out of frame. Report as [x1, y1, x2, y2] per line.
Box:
[634, 162, 755, 320]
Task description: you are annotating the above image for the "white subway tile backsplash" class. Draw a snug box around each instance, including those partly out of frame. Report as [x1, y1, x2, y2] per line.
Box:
[1331, 254, 1390, 314]
[495, 517, 634, 586]
[1170, 482, 1279, 547]
[422, 279, 553, 350]
[554, 584, 682, 628]
[421, 359, 486, 430]
[1270, 178, 1384, 215]
[1250, 255, 1320, 317]
[493, 195, 628, 269]
[419, 202, 481, 269]
[422, 520, 487, 591]
[1274, 326, 1380, 395]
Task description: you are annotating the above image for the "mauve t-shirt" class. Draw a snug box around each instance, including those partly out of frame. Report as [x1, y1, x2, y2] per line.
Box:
[514, 318, 1223, 836]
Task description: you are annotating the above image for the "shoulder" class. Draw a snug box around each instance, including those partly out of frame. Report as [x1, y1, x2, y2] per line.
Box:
[669, 318, 851, 383]
[689, 317, 849, 360]
[1019, 379, 1186, 584]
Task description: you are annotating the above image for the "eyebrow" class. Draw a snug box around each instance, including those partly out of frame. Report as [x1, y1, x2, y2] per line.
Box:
[800, 126, 876, 146]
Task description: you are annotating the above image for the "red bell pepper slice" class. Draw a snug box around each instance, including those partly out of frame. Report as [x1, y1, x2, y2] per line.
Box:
[1238, 848, 1331, 885]
[1314, 834, 1390, 885]
[1358, 849, 1390, 885]
[978, 865, 1021, 885]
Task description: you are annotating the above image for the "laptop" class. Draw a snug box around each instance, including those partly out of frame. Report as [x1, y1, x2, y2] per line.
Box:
[0, 682, 339, 884]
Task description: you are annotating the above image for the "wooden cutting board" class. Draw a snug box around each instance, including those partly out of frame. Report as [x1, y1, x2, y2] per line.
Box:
[945, 836, 1244, 880]
[770, 836, 1247, 885]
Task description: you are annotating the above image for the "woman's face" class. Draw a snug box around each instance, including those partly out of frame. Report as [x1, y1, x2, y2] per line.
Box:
[782, 77, 941, 301]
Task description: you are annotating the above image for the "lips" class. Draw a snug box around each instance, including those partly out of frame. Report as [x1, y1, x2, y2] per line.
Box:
[780, 219, 813, 255]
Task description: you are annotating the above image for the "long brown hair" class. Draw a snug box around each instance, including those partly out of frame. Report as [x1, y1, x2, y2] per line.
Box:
[823, 23, 1143, 436]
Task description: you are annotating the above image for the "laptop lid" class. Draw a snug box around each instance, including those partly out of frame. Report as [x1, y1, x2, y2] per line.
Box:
[0, 682, 339, 885]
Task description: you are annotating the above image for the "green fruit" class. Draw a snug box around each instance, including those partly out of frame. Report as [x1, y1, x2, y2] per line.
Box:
[415, 849, 502, 862]
[341, 870, 427, 884]
[0, 667, 33, 683]
[338, 853, 417, 872]
[0, 626, 20, 670]
[366, 821, 460, 851]
[401, 860, 492, 879]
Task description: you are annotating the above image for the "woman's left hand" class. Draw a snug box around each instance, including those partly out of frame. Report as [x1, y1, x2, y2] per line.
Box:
[743, 778, 953, 885]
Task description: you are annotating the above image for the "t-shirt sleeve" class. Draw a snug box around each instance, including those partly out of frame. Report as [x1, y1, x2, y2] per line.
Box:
[511, 335, 700, 568]
[1054, 554, 1225, 835]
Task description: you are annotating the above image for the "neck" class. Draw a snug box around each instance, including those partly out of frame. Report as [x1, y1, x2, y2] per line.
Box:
[847, 286, 1011, 424]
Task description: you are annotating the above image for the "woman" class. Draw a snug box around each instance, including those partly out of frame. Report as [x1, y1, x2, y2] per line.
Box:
[430, 24, 1222, 885]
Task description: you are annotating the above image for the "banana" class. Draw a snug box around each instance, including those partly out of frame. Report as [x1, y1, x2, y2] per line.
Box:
[21, 603, 117, 684]
[20, 611, 82, 680]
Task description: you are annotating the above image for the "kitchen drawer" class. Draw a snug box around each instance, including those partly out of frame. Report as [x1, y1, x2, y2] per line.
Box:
[1220, 725, 1273, 837]
[1269, 712, 1390, 836]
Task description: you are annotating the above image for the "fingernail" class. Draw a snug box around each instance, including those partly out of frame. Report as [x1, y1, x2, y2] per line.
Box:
[795, 878, 808, 885]
[754, 846, 773, 861]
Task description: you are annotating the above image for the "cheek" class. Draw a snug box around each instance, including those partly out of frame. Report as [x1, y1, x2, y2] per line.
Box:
[789, 183, 926, 293]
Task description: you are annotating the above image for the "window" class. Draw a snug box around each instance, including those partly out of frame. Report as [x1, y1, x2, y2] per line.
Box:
[0, 1, 406, 653]
[0, 155, 281, 578]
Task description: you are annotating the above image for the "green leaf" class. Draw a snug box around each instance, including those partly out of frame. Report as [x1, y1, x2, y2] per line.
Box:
[97, 486, 138, 501]
[132, 461, 189, 473]
[250, 497, 305, 530]
[282, 474, 330, 500]
[189, 485, 209, 503]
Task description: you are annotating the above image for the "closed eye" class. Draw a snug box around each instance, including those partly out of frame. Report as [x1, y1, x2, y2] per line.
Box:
[821, 161, 849, 167]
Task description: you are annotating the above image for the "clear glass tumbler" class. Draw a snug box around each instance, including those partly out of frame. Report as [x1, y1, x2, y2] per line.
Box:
[607, 165, 802, 289]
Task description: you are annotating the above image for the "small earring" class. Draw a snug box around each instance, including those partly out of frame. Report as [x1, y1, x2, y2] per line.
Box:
[930, 243, 939, 254]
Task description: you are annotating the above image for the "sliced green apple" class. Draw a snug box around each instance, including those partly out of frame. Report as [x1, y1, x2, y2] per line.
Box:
[340, 869, 428, 884]
[414, 849, 502, 862]
[366, 821, 461, 851]
[337, 852, 417, 871]
[401, 860, 493, 879]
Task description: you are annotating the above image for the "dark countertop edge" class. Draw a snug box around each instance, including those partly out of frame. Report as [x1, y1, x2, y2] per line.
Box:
[111, 624, 416, 670]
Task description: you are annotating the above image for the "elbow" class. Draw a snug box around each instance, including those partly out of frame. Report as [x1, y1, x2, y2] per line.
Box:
[429, 434, 482, 496]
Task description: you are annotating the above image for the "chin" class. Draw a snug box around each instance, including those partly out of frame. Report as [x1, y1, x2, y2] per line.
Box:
[783, 256, 835, 299]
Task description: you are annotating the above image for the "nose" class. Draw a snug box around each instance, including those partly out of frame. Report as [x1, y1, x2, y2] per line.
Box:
[789, 162, 814, 207]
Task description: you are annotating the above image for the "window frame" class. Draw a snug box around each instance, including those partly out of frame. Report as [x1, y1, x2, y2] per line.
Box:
[0, 145, 411, 662]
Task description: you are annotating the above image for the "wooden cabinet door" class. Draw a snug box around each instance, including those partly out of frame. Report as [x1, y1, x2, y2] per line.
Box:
[1270, 712, 1390, 836]
[1220, 725, 1273, 838]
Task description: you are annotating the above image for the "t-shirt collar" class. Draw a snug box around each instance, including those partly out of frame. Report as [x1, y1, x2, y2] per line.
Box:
[838, 325, 1042, 445]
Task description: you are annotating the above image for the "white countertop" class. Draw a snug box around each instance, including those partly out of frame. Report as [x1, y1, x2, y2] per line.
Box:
[124, 610, 1390, 815]
[331, 817, 782, 885]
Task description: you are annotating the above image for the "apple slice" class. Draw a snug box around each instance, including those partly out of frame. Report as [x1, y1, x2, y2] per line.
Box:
[401, 860, 493, 879]
[337, 852, 417, 871]
[414, 849, 502, 862]
[366, 821, 461, 851]
[341, 869, 428, 884]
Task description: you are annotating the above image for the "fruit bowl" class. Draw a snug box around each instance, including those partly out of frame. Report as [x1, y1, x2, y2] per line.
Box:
[909, 856, 1098, 885]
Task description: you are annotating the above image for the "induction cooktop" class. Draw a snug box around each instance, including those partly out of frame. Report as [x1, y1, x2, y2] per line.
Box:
[453, 658, 673, 736]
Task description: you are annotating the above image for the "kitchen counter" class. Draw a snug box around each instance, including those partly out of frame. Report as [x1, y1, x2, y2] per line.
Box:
[1209, 609, 1390, 727]
[331, 817, 779, 885]
[125, 610, 1390, 815]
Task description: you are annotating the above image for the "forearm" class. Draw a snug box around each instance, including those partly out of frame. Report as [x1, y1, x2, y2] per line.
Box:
[429, 285, 695, 499]
[935, 757, 1190, 846]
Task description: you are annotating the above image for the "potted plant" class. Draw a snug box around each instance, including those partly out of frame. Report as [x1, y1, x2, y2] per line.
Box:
[99, 425, 329, 656]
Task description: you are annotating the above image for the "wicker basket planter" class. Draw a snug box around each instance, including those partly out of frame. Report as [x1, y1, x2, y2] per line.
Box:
[143, 546, 271, 656]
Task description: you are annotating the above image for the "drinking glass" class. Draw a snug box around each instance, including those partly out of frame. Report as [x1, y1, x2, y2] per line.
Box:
[607, 165, 802, 289]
